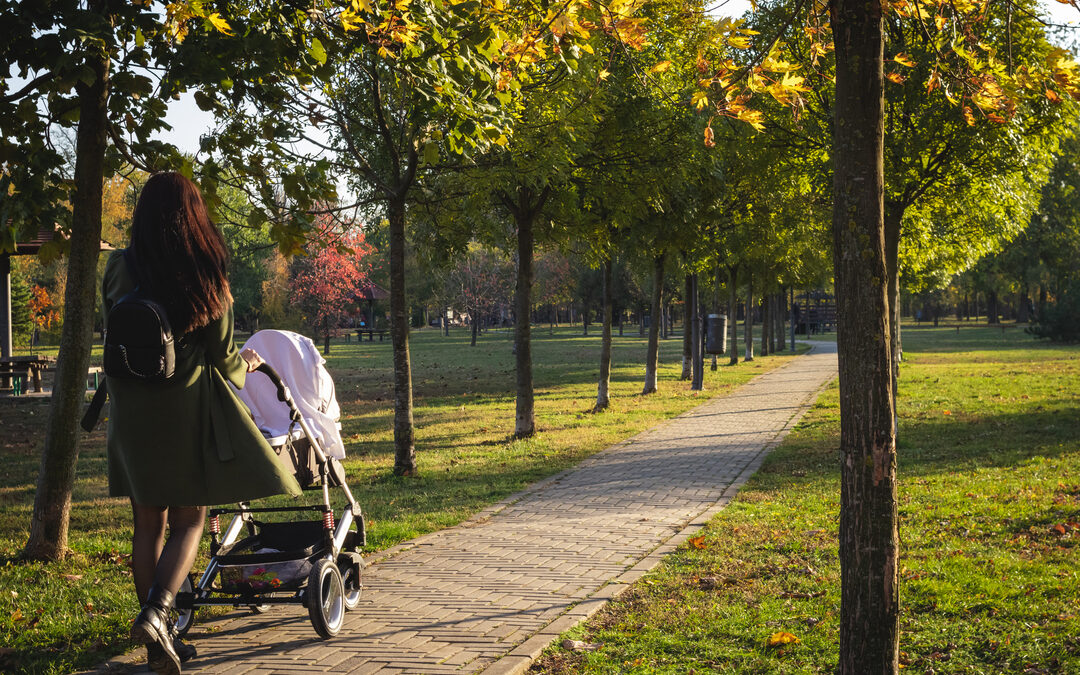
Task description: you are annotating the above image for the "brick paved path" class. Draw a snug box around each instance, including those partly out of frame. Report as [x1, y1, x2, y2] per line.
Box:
[111, 344, 837, 675]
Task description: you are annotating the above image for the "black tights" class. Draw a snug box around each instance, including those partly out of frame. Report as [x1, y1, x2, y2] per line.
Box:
[130, 499, 206, 603]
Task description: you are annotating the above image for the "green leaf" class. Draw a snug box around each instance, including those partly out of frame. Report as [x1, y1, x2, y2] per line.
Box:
[193, 91, 215, 112]
[310, 38, 327, 65]
[423, 141, 440, 165]
[135, 28, 145, 48]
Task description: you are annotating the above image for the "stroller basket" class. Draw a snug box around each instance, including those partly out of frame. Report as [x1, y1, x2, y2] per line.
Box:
[217, 521, 327, 593]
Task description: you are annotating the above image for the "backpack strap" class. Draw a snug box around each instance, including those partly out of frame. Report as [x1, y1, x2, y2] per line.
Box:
[81, 379, 108, 432]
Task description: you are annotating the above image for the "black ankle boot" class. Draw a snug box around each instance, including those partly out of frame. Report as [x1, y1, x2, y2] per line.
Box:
[131, 584, 181, 675]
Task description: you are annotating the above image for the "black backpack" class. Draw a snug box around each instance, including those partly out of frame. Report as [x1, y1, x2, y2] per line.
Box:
[83, 250, 176, 431]
[102, 249, 176, 381]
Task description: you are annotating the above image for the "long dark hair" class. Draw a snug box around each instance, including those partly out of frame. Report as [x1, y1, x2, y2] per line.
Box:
[130, 172, 232, 335]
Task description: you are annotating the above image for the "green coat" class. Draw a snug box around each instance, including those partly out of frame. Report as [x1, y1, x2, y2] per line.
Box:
[103, 251, 302, 506]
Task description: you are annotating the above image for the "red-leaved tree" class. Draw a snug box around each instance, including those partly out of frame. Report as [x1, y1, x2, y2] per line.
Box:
[290, 220, 376, 354]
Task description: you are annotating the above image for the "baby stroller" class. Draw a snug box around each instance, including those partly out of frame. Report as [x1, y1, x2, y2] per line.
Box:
[173, 331, 365, 639]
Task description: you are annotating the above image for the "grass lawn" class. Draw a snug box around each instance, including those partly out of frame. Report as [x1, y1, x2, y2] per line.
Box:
[533, 324, 1080, 674]
[0, 323, 802, 674]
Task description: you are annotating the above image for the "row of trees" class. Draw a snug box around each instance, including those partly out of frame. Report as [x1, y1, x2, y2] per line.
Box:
[5, 0, 1079, 671]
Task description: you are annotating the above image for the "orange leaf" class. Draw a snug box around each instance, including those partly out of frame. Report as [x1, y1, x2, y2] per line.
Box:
[688, 535, 708, 549]
[886, 71, 907, 84]
[943, 410, 952, 416]
[1052, 523, 1067, 535]
[1047, 89, 1063, 103]
[766, 631, 800, 647]
[987, 112, 1007, 123]
[962, 107, 976, 126]
[703, 126, 715, 148]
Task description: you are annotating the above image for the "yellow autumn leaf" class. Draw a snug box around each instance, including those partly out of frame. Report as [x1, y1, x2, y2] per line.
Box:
[692, 91, 709, 111]
[598, 69, 611, 80]
[886, 71, 907, 84]
[353, 0, 375, 11]
[1047, 88, 1063, 103]
[893, 52, 916, 68]
[766, 631, 800, 648]
[728, 35, 752, 49]
[650, 60, 672, 74]
[207, 12, 233, 35]
[737, 108, 765, 132]
[688, 535, 707, 549]
[987, 112, 1007, 123]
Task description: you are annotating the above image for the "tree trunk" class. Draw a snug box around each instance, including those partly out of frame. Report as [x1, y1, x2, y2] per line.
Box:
[470, 311, 478, 346]
[728, 266, 739, 366]
[25, 34, 110, 561]
[643, 254, 664, 395]
[681, 272, 692, 380]
[690, 273, 703, 391]
[884, 202, 902, 419]
[987, 289, 999, 324]
[744, 274, 754, 362]
[582, 303, 588, 336]
[760, 293, 770, 357]
[790, 287, 796, 351]
[831, 0, 899, 671]
[388, 197, 416, 476]
[514, 209, 536, 438]
[595, 258, 613, 411]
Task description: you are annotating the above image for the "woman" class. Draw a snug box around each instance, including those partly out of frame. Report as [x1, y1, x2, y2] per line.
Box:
[103, 172, 301, 675]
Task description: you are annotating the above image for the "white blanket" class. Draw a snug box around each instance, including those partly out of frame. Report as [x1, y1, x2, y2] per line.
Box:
[234, 330, 346, 459]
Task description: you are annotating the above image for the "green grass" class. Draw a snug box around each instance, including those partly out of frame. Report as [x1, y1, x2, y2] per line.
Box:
[533, 325, 1080, 674]
[0, 324, 802, 674]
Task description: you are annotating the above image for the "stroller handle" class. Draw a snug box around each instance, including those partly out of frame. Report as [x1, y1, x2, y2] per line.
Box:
[255, 363, 289, 402]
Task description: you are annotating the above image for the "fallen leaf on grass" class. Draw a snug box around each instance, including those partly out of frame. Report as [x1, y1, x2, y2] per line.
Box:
[10, 609, 23, 621]
[562, 639, 602, 652]
[687, 535, 707, 549]
[779, 590, 826, 599]
[63, 574, 84, 582]
[766, 631, 800, 648]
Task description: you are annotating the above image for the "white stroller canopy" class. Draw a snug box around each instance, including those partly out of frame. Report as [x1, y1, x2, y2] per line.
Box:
[235, 330, 346, 459]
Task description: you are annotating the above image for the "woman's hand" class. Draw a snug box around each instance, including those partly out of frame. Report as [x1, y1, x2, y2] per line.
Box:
[240, 348, 265, 373]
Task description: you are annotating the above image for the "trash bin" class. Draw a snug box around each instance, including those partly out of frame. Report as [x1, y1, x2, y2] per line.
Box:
[705, 314, 727, 354]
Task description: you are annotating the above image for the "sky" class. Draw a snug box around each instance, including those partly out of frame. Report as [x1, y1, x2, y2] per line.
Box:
[159, 1, 1080, 154]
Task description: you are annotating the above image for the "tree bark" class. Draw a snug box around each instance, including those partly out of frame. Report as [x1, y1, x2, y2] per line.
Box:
[728, 266, 739, 365]
[25, 32, 110, 561]
[681, 272, 692, 380]
[513, 206, 536, 438]
[388, 196, 416, 476]
[594, 258, 613, 411]
[643, 254, 664, 394]
[744, 274, 754, 362]
[690, 273, 703, 391]
[831, 0, 900, 671]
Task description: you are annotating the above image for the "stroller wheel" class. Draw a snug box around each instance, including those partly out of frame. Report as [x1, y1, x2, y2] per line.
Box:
[306, 559, 345, 639]
[339, 554, 363, 611]
[174, 576, 195, 638]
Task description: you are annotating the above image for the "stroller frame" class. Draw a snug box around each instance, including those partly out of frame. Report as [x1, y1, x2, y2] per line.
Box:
[174, 364, 365, 639]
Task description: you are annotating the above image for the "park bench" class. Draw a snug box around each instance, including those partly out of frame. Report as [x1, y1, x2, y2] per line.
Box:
[0, 356, 54, 395]
[355, 328, 388, 342]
